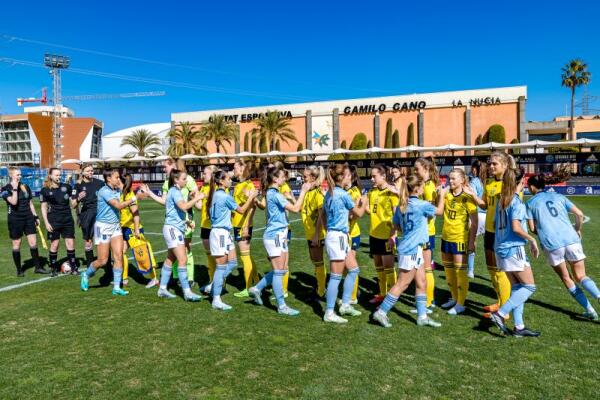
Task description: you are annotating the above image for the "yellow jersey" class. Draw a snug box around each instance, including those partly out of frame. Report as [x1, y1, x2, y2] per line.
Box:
[200, 184, 211, 229]
[484, 178, 502, 233]
[301, 187, 325, 240]
[368, 187, 399, 239]
[421, 180, 437, 236]
[347, 186, 361, 238]
[120, 191, 142, 230]
[232, 180, 255, 228]
[441, 191, 477, 243]
[279, 182, 292, 197]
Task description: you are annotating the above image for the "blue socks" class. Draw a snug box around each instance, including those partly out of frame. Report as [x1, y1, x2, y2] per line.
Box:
[581, 277, 600, 299]
[160, 265, 172, 289]
[326, 273, 342, 311]
[85, 263, 96, 278]
[380, 293, 399, 313]
[569, 285, 593, 312]
[255, 271, 274, 291]
[225, 259, 237, 278]
[499, 284, 537, 327]
[178, 268, 190, 291]
[467, 252, 475, 276]
[212, 265, 227, 297]
[273, 270, 287, 308]
[113, 268, 122, 290]
[342, 268, 360, 304]
[415, 294, 428, 319]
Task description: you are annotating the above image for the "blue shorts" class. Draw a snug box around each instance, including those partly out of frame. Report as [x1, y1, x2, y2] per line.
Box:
[351, 235, 361, 251]
[233, 226, 253, 242]
[422, 235, 436, 251]
[122, 227, 144, 242]
[441, 239, 467, 255]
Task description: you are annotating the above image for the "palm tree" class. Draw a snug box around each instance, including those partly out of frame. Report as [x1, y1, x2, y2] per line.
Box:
[251, 111, 296, 152]
[121, 128, 163, 158]
[561, 59, 591, 140]
[200, 114, 238, 154]
[166, 122, 208, 157]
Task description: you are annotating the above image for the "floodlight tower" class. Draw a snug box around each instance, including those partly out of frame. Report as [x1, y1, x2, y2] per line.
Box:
[44, 53, 70, 167]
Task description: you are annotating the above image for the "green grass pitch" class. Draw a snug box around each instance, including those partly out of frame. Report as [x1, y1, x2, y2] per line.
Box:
[0, 197, 599, 399]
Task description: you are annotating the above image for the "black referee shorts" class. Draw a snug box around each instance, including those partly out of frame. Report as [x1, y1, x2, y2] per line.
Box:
[47, 218, 75, 241]
[8, 216, 36, 240]
[78, 211, 96, 241]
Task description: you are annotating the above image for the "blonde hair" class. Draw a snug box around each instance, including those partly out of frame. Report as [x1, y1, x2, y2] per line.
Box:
[43, 168, 60, 189]
[415, 157, 439, 186]
[399, 174, 424, 213]
[449, 168, 468, 185]
[8, 167, 27, 193]
[305, 165, 325, 186]
[326, 163, 347, 196]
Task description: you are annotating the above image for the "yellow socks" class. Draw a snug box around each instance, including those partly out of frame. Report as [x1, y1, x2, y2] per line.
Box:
[425, 266, 435, 307]
[443, 261, 457, 301]
[122, 254, 129, 281]
[207, 255, 216, 281]
[376, 267, 386, 296]
[385, 267, 396, 292]
[352, 273, 359, 302]
[314, 261, 326, 297]
[283, 270, 289, 294]
[240, 251, 255, 289]
[250, 256, 259, 284]
[455, 263, 469, 306]
[487, 266, 499, 303]
[496, 270, 512, 306]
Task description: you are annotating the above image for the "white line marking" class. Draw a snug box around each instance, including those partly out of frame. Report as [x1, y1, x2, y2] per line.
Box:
[0, 274, 67, 293]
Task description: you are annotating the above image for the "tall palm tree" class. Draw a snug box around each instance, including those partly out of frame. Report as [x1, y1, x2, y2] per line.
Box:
[121, 128, 163, 158]
[200, 114, 238, 154]
[561, 59, 591, 140]
[166, 122, 208, 157]
[251, 111, 296, 152]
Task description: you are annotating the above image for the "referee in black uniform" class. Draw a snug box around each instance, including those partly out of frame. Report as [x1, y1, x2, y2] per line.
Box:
[40, 168, 78, 276]
[1, 167, 48, 276]
[73, 164, 105, 266]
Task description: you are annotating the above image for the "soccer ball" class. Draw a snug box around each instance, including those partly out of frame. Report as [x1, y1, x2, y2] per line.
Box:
[60, 261, 72, 274]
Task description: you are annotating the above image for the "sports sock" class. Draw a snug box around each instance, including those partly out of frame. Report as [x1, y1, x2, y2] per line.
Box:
[186, 249, 195, 282]
[416, 294, 428, 319]
[212, 264, 227, 297]
[455, 263, 469, 306]
[487, 266, 499, 301]
[376, 267, 386, 296]
[443, 261, 457, 300]
[250, 256, 259, 284]
[314, 261, 326, 297]
[255, 270, 273, 291]
[496, 270, 512, 306]
[467, 252, 475, 276]
[352, 270, 359, 302]
[581, 277, 600, 299]
[380, 293, 399, 313]
[160, 265, 172, 289]
[122, 254, 129, 280]
[49, 251, 58, 272]
[67, 249, 78, 270]
[425, 267, 435, 307]
[342, 268, 360, 305]
[282, 270, 290, 295]
[30, 247, 40, 270]
[207, 255, 216, 281]
[273, 270, 287, 308]
[85, 247, 94, 265]
[12, 250, 21, 271]
[568, 285, 594, 313]
[326, 273, 342, 311]
[225, 259, 237, 279]
[499, 284, 536, 320]
[177, 268, 192, 295]
[385, 267, 396, 292]
[113, 268, 123, 290]
[240, 250, 254, 289]
[85, 263, 96, 278]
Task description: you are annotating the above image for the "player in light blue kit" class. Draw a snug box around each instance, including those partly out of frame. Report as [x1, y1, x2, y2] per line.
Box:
[527, 174, 600, 321]
[80, 169, 140, 296]
[321, 164, 367, 324]
[249, 166, 311, 316]
[467, 160, 487, 279]
[373, 173, 445, 329]
[156, 169, 204, 302]
[206, 169, 257, 311]
[489, 168, 541, 337]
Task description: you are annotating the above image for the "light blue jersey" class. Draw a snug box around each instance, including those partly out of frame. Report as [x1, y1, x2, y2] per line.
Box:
[264, 188, 289, 239]
[393, 196, 436, 255]
[526, 191, 580, 251]
[96, 185, 120, 224]
[324, 186, 355, 233]
[469, 176, 485, 213]
[165, 186, 186, 232]
[495, 194, 528, 259]
[210, 189, 238, 230]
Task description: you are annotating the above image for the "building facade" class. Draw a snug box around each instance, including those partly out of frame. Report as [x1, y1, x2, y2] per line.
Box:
[172, 86, 527, 155]
[526, 115, 600, 142]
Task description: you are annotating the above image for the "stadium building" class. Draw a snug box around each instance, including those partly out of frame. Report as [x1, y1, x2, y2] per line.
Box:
[171, 86, 527, 155]
[0, 106, 103, 168]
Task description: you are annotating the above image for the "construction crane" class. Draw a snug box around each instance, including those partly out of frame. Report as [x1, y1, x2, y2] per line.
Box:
[17, 87, 165, 106]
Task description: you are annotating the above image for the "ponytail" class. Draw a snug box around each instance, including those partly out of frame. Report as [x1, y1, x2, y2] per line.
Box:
[43, 168, 60, 189]
[528, 165, 571, 191]
[327, 163, 346, 196]
[400, 174, 423, 213]
[500, 166, 524, 209]
[207, 169, 227, 211]
[349, 165, 362, 192]
[415, 157, 439, 185]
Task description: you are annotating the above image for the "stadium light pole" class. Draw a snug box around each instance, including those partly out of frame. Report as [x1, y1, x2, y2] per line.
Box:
[44, 54, 70, 167]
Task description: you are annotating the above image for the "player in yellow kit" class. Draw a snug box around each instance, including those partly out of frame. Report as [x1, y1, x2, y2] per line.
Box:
[439, 169, 478, 315]
[300, 165, 327, 298]
[465, 152, 514, 317]
[415, 157, 439, 311]
[232, 160, 260, 298]
[365, 164, 399, 304]
[345, 166, 363, 304]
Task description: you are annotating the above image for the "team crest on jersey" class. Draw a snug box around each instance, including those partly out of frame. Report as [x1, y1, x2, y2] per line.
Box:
[61, 186, 67, 192]
[48, 192, 53, 196]
[102, 235, 107, 240]
[64, 194, 69, 200]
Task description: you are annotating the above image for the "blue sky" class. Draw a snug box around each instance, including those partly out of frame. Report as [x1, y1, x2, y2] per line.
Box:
[0, 0, 598, 133]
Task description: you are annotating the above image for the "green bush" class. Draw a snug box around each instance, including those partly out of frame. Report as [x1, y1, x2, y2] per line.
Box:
[509, 138, 520, 155]
[297, 143, 304, 162]
[243, 132, 249, 152]
[384, 119, 393, 157]
[485, 124, 506, 144]
[340, 140, 347, 149]
[349, 133, 368, 160]
[392, 129, 400, 157]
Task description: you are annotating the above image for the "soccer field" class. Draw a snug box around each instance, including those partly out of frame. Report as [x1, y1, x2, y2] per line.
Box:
[0, 197, 599, 399]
